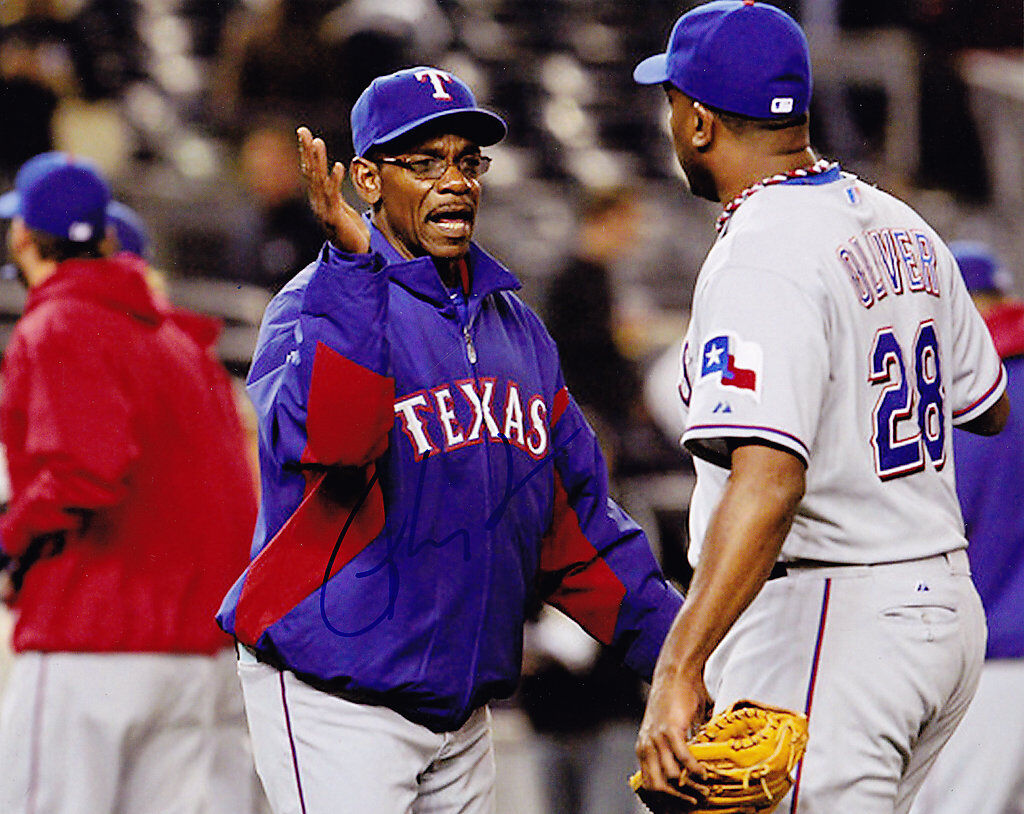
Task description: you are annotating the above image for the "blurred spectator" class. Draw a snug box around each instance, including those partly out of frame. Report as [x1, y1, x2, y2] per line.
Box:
[0, 18, 70, 180]
[320, 0, 452, 119]
[0, 2, 141, 100]
[105, 199, 151, 260]
[0, 2, 144, 182]
[0, 153, 262, 814]
[209, 0, 348, 144]
[526, 186, 683, 814]
[834, 0, 1022, 198]
[107, 197, 267, 811]
[544, 185, 684, 475]
[520, 605, 646, 814]
[838, 0, 1022, 42]
[210, 0, 450, 151]
[909, 242, 1024, 814]
[907, 0, 1022, 200]
[545, 187, 645, 437]
[226, 117, 325, 293]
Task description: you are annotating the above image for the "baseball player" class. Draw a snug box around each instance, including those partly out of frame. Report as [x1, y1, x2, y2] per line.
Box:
[105, 199, 152, 259]
[215, 67, 684, 814]
[0, 153, 262, 814]
[630, 3, 1009, 812]
[908, 242, 1024, 814]
[103, 196, 271, 814]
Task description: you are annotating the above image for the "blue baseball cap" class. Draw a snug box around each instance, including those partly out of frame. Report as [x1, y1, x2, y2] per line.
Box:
[106, 201, 151, 258]
[0, 151, 110, 242]
[351, 66, 507, 157]
[0, 151, 66, 218]
[633, 0, 812, 120]
[951, 241, 1012, 293]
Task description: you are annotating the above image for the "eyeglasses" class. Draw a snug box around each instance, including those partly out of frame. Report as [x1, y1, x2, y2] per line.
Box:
[378, 154, 492, 181]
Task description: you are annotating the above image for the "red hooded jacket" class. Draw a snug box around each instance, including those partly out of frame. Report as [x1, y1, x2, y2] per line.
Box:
[982, 299, 1024, 360]
[0, 253, 257, 653]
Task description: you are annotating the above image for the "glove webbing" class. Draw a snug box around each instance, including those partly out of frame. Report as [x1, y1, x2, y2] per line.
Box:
[699, 716, 806, 802]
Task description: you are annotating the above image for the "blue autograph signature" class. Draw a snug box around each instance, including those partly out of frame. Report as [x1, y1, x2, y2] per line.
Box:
[318, 427, 582, 637]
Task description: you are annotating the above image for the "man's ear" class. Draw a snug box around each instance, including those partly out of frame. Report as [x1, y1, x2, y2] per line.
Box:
[350, 157, 382, 207]
[692, 102, 715, 152]
[9, 218, 50, 287]
[99, 224, 119, 257]
[9, 218, 33, 256]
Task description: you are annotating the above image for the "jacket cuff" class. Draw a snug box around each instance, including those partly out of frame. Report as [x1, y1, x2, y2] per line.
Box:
[323, 242, 387, 272]
[622, 581, 684, 681]
[0, 515, 23, 558]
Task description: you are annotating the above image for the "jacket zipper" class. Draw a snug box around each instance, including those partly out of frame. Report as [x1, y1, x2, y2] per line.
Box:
[451, 289, 477, 366]
[463, 325, 477, 365]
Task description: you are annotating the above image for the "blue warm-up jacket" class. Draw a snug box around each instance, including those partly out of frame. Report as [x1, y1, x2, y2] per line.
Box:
[217, 223, 683, 732]
[953, 300, 1024, 661]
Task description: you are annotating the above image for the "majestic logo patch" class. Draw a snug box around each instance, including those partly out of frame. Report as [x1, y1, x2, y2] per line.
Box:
[700, 332, 762, 400]
[68, 222, 94, 241]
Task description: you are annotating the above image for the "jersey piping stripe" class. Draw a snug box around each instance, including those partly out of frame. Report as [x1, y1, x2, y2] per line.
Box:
[790, 578, 832, 813]
[26, 655, 48, 814]
[952, 366, 1005, 420]
[685, 424, 810, 460]
[280, 672, 309, 814]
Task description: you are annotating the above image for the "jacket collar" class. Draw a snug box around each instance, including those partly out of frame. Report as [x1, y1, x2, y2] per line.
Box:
[365, 215, 520, 307]
[25, 253, 165, 325]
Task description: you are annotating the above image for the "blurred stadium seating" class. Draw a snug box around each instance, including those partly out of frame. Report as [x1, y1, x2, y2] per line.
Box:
[1, 1, 1017, 376]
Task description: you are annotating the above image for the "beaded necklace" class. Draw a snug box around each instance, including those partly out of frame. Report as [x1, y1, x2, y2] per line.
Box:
[715, 158, 838, 236]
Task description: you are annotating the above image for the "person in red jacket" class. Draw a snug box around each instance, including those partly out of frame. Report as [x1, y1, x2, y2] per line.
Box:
[0, 153, 262, 814]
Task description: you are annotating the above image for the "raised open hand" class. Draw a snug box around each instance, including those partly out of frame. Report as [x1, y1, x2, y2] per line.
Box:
[297, 126, 370, 254]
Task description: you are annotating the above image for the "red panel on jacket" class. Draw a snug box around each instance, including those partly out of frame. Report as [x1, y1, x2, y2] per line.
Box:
[539, 470, 626, 645]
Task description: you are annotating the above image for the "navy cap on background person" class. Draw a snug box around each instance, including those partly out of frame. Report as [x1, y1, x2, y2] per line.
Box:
[0, 152, 110, 243]
[0, 152, 66, 215]
[951, 241, 1014, 294]
[350, 66, 507, 156]
[633, 0, 812, 120]
[106, 201, 151, 259]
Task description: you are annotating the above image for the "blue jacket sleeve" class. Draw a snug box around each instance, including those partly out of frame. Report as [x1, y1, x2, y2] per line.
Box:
[246, 245, 396, 471]
[539, 385, 683, 681]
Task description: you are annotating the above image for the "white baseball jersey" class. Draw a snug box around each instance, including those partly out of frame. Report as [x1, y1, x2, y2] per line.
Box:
[679, 172, 1005, 566]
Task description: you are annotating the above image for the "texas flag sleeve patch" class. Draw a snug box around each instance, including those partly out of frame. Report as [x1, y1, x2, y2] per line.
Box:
[700, 332, 763, 400]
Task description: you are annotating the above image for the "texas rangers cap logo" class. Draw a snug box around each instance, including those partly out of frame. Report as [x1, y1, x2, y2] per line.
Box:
[414, 68, 454, 100]
[350, 66, 507, 157]
[700, 332, 762, 399]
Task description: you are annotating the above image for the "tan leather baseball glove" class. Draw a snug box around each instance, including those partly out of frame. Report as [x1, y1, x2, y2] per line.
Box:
[629, 699, 809, 813]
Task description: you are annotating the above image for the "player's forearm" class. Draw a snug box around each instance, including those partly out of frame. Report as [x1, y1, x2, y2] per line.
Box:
[654, 445, 804, 681]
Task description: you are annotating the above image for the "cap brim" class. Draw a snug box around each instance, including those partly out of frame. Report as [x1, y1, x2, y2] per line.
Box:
[633, 54, 670, 85]
[0, 190, 20, 219]
[365, 109, 508, 156]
